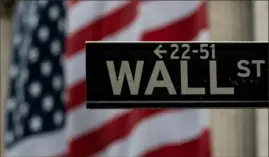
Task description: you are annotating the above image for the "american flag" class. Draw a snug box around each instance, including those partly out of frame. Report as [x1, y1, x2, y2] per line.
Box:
[5, 1, 67, 156]
[5, 0, 211, 157]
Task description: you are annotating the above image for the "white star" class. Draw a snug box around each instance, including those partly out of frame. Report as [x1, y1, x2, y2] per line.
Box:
[53, 111, 64, 126]
[28, 14, 39, 29]
[21, 69, 29, 83]
[28, 47, 39, 63]
[52, 75, 62, 91]
[6, 98, 16, 111]
[5, 131, 14, 144]
[41, 60, 52, 77]
[38, 1, 48, 8]
[29, 116, 42, 132]
[29, 81, 42, 98]
[30, 2, 38, 13]
[22, 14, 29, 26]
[13, 34, 21, 46]
[50, 40, 61, 56]
[15, 124, 24, 137]
[19, 46, 28, 58]
[19, 102, 29, 117]
[49, 6, 60, 21]
[38, 26, 50, 42]
[10, 65, 18, 79]
[42, 95, 54, 112]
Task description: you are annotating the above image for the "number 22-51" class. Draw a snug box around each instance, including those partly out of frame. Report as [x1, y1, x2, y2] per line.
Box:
[154, 44, 216, 60]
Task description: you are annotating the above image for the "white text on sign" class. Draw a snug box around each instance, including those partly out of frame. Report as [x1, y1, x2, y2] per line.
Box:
[106, 60, 239, 95]
[104, 43, 266, 96]
[106, 60, 265, 96]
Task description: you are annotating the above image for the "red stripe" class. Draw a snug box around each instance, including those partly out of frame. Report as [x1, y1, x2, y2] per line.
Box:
[141, 2, 207, 41]
[69, 109, 171, 157]
[66, 0, 140, 58]
[66, 80, 86, 111]
[140, 129, 211, 157]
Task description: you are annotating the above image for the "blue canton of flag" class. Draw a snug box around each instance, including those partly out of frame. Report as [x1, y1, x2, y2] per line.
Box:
[5, 0, 66, 154]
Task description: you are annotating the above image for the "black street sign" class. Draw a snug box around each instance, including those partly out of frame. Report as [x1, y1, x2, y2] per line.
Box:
[86, 42, 268, 108]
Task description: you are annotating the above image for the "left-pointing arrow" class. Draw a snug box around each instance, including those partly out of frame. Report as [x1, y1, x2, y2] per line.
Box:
[154, 44, 167, 59]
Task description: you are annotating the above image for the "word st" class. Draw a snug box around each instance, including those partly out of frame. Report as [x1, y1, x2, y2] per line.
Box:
[237, 60, 266, 77]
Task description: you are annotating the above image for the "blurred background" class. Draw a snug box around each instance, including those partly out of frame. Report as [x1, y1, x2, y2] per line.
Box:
[1, 1, 268, 157]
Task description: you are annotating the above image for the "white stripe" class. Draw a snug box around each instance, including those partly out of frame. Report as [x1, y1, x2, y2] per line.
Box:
[194, 29, 210, 41]
[94, 109, 210, 157]
[139, 1, 202, 31]
[68, 1, 129, 34]
[67, 105, 130, 138]
[65, 50, 85, 86]
[103, 1, 202, 41]
[5, 129, 67, 157]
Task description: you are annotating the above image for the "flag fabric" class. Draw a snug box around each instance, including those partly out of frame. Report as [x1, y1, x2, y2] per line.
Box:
[66, 1, 211, 157]
[5, 0, 211, 157]
[5, 1, 67, 157]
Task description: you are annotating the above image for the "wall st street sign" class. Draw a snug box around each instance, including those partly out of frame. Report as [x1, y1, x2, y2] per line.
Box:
[86, 42, 268, 108]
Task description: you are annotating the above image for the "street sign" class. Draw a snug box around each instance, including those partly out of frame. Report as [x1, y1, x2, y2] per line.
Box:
[86, 42, 268, 108]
